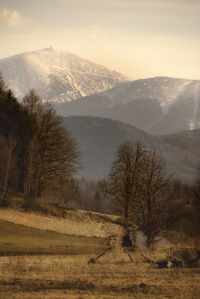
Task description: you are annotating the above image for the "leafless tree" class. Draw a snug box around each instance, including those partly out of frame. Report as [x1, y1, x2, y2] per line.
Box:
[0, 136, 16, 205]
[104, 141, 146, 223]
[105, 141, 172, 247]
[133, 150, 172, 247]
[191, 171, 200, 230]
[1, 137, 16, 204]
[23, 90, 79, 211]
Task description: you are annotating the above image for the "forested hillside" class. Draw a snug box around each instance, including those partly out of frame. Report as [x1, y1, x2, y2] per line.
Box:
[0, 75, 78, 210]
[63, 115, 200, 182]
[57, 77, 200, 135]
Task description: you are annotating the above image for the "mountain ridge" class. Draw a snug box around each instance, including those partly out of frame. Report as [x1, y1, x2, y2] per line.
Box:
[63, 115, 199, 182]
[1, 48, 200, 135]
[58, 76, 200, 135]
[0, 48, 129, 102]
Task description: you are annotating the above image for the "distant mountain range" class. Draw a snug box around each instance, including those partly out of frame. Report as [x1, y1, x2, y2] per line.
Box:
[0, 49, 200, 181]
[58, 77, 200, 135]
[0, 48, 128, 102]
[63, 116, 200, 182]
[1, 49, 200, 135]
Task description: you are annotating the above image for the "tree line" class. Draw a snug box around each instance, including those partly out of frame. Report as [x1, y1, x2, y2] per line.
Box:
[0, 74, 79, 210]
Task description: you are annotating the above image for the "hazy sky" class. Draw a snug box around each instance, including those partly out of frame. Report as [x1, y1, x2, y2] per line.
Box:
[0, 0, 199, 80]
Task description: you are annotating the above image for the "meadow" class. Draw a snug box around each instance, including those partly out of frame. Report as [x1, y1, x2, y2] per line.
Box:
[0, 208, 199, 298]
[0, 253, 200, 298]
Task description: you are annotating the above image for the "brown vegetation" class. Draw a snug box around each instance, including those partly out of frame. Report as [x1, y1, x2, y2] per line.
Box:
[0, 251, 200, 298]
[104, 141, 175, 247]
[0, 76, 79, 211]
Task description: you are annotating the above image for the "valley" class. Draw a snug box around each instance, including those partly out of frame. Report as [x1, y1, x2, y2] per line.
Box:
[57, 77, 200, 135]
[63, 115, 200, 182]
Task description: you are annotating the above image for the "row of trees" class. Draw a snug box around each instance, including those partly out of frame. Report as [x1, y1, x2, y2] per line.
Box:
[0, 75, 79, 210]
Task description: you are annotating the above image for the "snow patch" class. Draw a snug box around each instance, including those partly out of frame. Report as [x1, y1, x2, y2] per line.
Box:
[0, 48, 129, 103]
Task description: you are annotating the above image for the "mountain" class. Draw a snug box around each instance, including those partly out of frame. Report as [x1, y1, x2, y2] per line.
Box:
[1, 49, 200, 135]
[58, 77, 200, 135]
[0, 48, 128, 102]
[63, 116, 200, 182]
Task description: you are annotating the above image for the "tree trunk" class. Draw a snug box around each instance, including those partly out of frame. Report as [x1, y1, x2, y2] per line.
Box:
[24, 140, 34, 211]
[1, 137, 16, 205]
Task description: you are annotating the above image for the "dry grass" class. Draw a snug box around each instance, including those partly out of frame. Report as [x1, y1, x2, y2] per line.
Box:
[0, 252, 199, 298]
[0, 208, 120, 238]
[0, 207, 199, 298]
[0, 220, 107, 256]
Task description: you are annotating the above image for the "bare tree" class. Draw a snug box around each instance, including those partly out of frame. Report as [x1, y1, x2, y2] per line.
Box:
[104, 141, 146, 223]
[192, 172, 200, 230]
[23, 90, 79, 211]
[0, 136, 16, 205]
[133, 150, 172, 247]
[0, 137, 16, 204]
[105, 141, 172, 248]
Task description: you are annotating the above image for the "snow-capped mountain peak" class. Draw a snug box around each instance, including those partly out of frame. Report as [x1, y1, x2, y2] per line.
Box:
[0, 48, 129, 102]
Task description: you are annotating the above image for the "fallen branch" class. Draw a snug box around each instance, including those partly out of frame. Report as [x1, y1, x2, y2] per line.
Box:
[88, 247, 112, 264]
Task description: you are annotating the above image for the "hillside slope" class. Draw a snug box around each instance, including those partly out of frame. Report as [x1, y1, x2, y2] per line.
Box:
[0, 48, 128, 102]
[58, 77, 200, 135]
[0, 208, 119, 239]
[64, 116, 200, 182]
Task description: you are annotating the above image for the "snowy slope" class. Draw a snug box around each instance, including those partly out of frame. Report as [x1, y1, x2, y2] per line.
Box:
[95, 76, 193, 110]
[57, 76, 200, 135]
[0, 48, 129, 102]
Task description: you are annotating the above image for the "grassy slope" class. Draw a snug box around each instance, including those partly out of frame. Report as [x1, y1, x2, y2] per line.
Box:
[0, 208, 120, 238]
[0, 219, 107, 256]
[0, 208, 199, 298]
[0, 207, 120, 256]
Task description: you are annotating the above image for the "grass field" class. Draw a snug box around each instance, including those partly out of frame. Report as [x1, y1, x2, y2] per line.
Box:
[0, 220, 107, 255]
[0, 208, 199, 298]
[0, 208, 120, 238]
[0, 254, 200, 298]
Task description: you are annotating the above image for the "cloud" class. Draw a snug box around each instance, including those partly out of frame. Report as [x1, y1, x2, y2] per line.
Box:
[0, 9, 30, 28]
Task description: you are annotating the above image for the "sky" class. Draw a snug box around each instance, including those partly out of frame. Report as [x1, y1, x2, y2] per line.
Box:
[0, 0, 199, 80]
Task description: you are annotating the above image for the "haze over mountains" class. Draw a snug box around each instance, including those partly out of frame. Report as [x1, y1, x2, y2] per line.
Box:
[58, 77, 200, 135]
[0, 48, 128, 102]
[63, 116, 199, 182]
